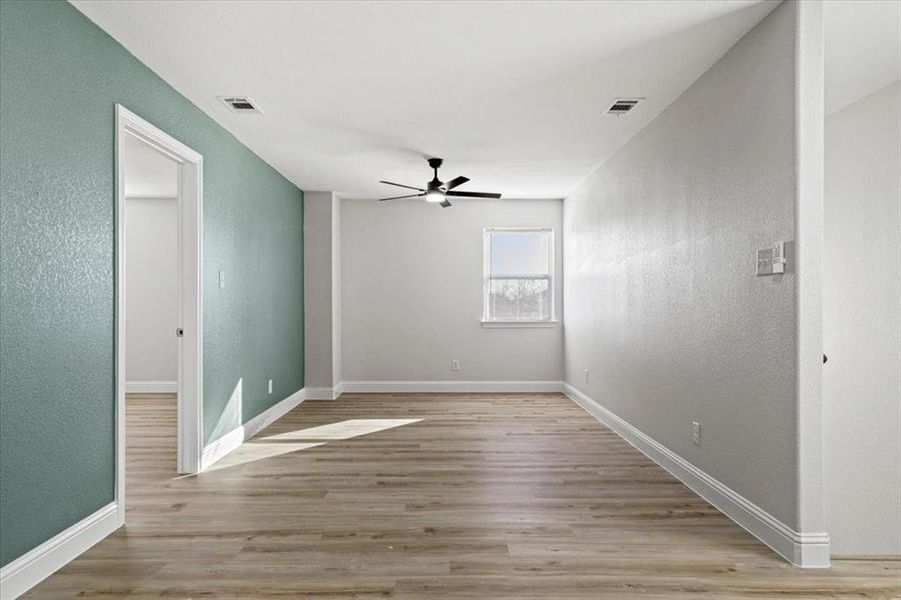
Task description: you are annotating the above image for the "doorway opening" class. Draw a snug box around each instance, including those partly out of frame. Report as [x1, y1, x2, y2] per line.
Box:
[115, 105, 203, 525]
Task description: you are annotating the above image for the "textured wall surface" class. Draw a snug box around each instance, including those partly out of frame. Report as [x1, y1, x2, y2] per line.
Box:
[824, 81, 901, 555]
[304, 192, 338, 389]
[331, 196, 342, 386]
[342, 199, 563, 382]
[0, 0, 303, 566]
[563, 2, 801, 528]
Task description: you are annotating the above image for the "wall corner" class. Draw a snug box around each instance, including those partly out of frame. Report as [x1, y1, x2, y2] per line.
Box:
[792, 0, 828, 546]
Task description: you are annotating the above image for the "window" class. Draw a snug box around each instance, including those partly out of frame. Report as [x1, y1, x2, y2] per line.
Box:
[483, 228, 555, 325]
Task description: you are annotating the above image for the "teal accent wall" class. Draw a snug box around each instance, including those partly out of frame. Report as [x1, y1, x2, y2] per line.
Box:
[0, 0, 304, 567]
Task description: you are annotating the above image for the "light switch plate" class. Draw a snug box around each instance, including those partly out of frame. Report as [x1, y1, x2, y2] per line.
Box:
[757, 242, 786, 276]
[219, 270, 226, 289]
[757, 248, 775, 275]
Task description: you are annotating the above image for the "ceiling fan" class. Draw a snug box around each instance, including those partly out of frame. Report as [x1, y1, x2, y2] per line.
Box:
[379, 158, 502, 208]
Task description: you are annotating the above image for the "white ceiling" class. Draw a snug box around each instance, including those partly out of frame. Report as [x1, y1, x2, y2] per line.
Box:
[72, 1, 899, 200]
[825, 0, 901, 115]
[72, 0, 777, 199]
[123, 133, 178, 197]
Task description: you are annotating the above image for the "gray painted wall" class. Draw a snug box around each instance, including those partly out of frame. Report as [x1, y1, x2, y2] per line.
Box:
[563, 2, 806, 529]
[304, 192, 341, 389]
[824, 81, 901, 555]
[125, 197, 179, 384]
[342, 199, 563, 382]
[331, 195, 343, 386]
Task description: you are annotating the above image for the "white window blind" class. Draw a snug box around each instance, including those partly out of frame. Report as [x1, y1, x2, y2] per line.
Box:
[483, 228, 554, 322]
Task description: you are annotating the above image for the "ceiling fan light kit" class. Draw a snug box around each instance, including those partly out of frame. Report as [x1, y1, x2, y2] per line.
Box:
[425, 189, 445, 203]
[379, 157, 502, 208]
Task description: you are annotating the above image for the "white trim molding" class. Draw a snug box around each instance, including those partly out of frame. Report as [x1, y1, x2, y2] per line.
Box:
[481, 320, 560, 328]
[562, 383, 830, 568]
[199, 426, 245, 472]
[0, 503, 119, 599]
[116, 103, 204, 489]
[243, 387, 307, 440]
[124, 380, 178, 394]
[200, 387, 308, 471]
[305, 385, 342, 400]
[342, 380, 563, 394]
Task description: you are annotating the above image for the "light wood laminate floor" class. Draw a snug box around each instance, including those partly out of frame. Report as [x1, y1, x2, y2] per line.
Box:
[26, 393, 900, 598]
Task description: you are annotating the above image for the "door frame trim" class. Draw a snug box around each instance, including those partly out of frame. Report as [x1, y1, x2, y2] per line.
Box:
[115, 104, 204, 525]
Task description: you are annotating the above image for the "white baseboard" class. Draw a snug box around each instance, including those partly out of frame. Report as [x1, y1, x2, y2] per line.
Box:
[0, 502, 119, 599]
[305, 385, 342, 400]
[200, 387, 308, 471]
[199, 425, 245, 472]
[243, 387, 307, 439]
[124, 380, 177, 393]
[561, 383, 830, 568]
[342, 380, 564, 394]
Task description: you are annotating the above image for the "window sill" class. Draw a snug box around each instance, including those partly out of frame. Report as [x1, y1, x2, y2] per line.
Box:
[481, 320, 560, 329]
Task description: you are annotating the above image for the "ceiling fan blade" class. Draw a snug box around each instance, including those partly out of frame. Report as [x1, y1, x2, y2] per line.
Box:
[445, 190, 502, 199]
[379, 180, 425, 192]
[379, 193, 425, 201]
[444, 176, 470, 190]
[439, 199, 452, 208]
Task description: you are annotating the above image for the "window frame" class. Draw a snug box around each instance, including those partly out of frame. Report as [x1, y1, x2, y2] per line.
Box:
[481, 227, 557, 327]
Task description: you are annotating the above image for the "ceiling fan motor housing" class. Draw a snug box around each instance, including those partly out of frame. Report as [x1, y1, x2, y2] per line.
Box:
[428, 158, 444, 189]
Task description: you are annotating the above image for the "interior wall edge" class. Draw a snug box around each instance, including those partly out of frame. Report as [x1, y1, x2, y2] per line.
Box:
[792, 0, 827, 536]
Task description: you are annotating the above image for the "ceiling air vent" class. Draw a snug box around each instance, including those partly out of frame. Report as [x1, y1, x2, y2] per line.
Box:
[606, 98, 642, 116]
[219, 96, 262, 114]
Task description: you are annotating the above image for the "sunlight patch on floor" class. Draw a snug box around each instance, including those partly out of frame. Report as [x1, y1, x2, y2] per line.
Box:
[199, 419, 422, 474]
[259, 418, 423, 441]
[205, 442, 326, 472]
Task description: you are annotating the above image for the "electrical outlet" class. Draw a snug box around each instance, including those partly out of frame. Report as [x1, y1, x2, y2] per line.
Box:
[692, 421, 701, 446]
[268, 379, 273, 394]
[584, 369, 590, 384]
[451, 360, 460, 372]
